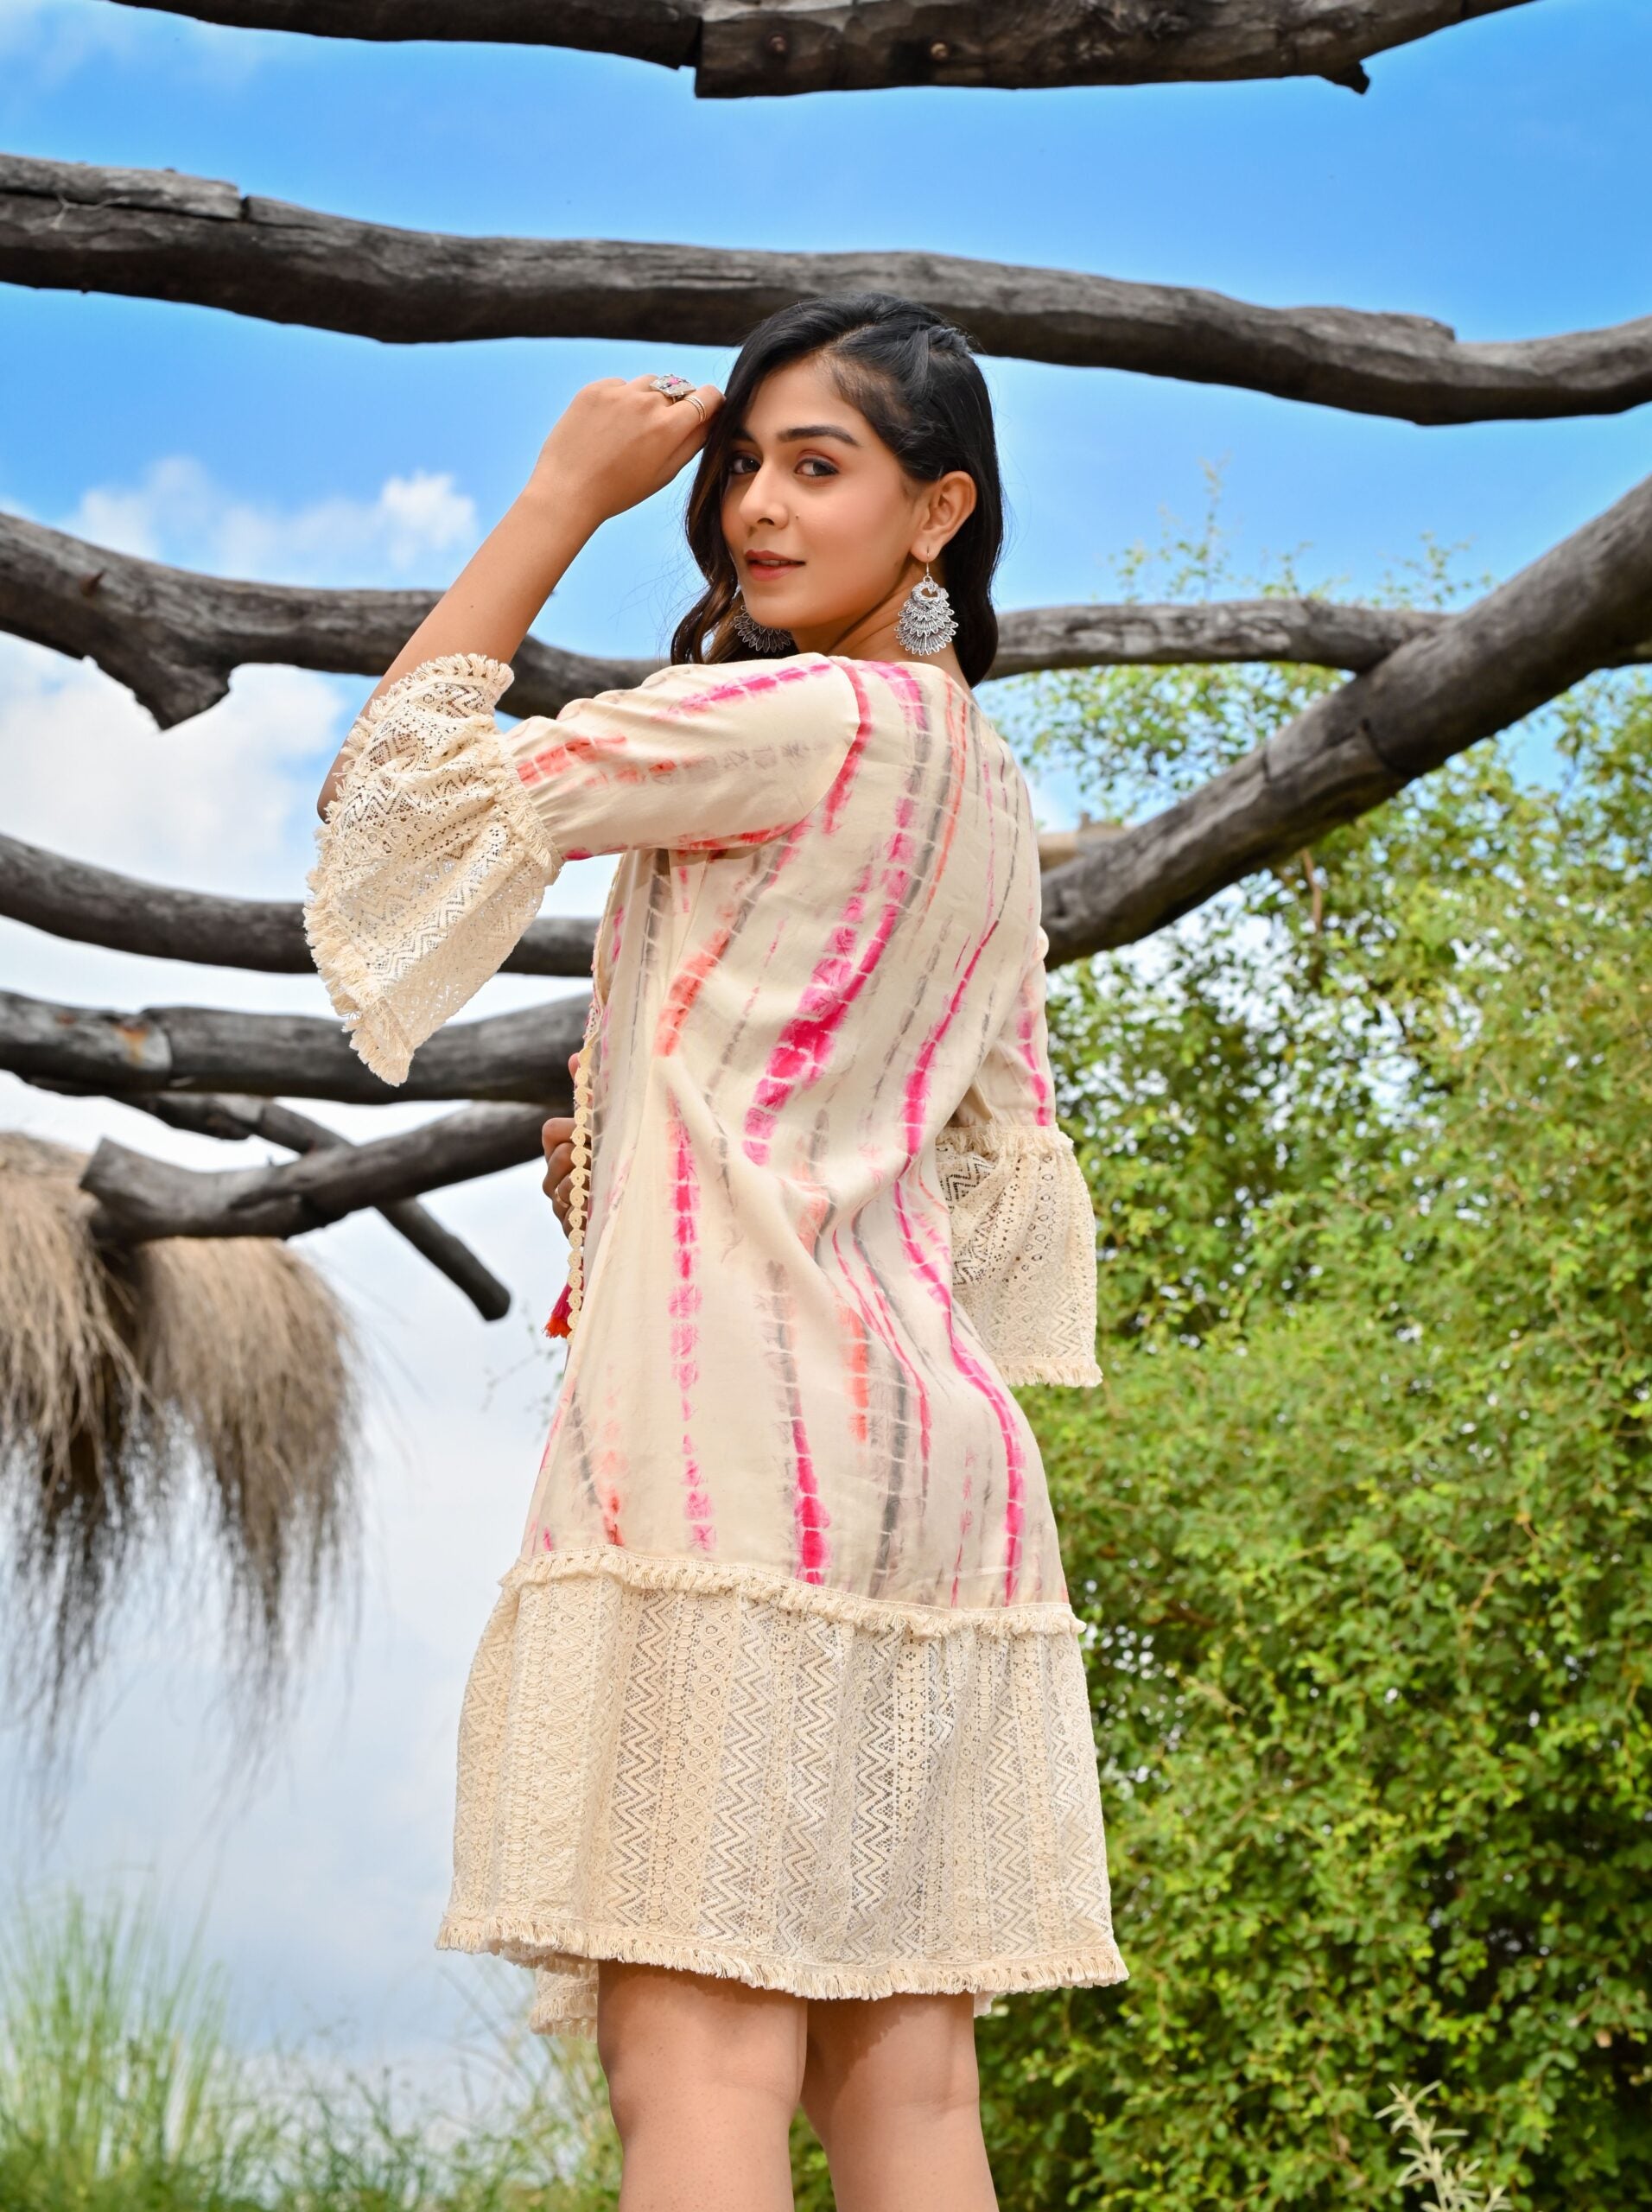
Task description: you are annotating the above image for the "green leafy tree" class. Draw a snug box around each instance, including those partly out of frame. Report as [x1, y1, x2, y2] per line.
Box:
[969, 506, 1652, 2207]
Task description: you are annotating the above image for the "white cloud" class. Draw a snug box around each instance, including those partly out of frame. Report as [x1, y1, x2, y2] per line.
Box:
[65, 455, 480, 586]
[0, 448, 595, 2077]
[0, 0, 141, 74]
[0, 632, 347, 894]
[0, 0, 266, 86]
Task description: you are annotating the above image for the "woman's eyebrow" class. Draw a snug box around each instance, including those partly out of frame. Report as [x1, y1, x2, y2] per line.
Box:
[731, 423, 862, 448]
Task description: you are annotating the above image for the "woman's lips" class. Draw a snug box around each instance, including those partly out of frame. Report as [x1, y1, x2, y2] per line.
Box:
[745, 554, 800, 581]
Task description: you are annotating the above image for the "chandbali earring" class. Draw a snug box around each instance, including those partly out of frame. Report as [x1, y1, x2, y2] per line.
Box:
[733, 594, 797, 653]
[895, 562, 957, 657]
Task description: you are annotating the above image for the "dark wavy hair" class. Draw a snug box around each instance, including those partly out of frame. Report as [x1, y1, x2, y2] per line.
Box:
[669, 292, 1006, 687]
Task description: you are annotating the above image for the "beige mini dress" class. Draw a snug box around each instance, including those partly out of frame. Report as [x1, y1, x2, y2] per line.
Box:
[305, 646, 1127, 2037]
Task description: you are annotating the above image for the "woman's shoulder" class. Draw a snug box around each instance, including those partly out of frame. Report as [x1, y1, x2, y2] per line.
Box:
[619, 652, 864, 734]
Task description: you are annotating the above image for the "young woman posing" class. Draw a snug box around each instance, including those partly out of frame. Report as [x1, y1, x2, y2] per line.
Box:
[310, 294, 1123, 2212]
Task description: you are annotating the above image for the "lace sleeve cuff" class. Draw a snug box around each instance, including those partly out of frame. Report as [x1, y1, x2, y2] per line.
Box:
[303, 653, 565, 1086]
[936, 1122, 1103, 1387]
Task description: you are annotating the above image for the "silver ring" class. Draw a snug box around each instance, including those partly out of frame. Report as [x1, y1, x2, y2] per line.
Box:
[649, 372, 696, 402]
[685, 394, 708, 423]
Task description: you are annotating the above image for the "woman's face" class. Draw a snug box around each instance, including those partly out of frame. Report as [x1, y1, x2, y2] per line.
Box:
[718, 354, 975, 658]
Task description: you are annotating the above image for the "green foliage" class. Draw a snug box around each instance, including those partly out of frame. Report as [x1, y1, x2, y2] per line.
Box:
[1379, 2084, 1512, 2211]
[0, 1886, 621, 2212]
[973, 531, 1652, 2204]
[0, 1885, 277, 2212]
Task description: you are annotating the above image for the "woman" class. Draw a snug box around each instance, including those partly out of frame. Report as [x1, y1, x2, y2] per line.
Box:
[308, 293, 1125, 2212]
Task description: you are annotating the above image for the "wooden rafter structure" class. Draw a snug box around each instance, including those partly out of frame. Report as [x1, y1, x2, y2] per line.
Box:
[3, 0, 1643, 1317]
[98, 0, 1538, 97]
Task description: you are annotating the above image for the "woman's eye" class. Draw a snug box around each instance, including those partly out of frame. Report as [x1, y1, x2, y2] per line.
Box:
[728, 454, 757, 477]
[798, 457, 838, 478]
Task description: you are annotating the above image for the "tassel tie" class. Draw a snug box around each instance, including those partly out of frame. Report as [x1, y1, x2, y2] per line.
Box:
[544, 992, 600, 1341]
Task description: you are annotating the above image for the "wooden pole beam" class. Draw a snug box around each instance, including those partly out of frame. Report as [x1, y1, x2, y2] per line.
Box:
[3, 147, 1637, 424]
[97, 0, 1539, 99]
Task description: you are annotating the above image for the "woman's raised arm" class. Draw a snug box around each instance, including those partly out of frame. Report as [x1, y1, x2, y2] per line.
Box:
[315, 373, 721, 817]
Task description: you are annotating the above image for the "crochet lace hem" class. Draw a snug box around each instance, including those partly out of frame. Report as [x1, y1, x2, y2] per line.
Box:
[440, 1550, 1122, 2043]
[435, 1914, 1128, 2040]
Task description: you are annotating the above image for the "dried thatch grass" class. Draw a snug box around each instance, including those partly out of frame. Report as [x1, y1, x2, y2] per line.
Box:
[0, 1129, 360, 1757]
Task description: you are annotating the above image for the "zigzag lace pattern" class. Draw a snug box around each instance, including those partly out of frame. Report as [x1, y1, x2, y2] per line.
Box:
[303, 653, 559, 1086]
[936, 1122, 1104, 1386]
[436, 1549, 1126, 2038]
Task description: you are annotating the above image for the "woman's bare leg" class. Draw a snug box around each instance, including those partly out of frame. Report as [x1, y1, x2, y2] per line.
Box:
[799, 1991, 997, 2212]
[596, 1959, 809, 2212]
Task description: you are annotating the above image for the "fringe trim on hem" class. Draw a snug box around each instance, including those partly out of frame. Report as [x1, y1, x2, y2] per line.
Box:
[497, 1544, 1085, 1638]
[997, 1352, 1106, 1386]
[441, 1557, 1122, 2044]
[936, 1120, 1077, 1158]
[435, 1911, 1128, 2037]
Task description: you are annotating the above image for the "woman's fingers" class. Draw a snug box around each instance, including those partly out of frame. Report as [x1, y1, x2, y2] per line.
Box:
[625, 372, 723, 457]
[541, 1107, 577, 1232]
[541, 1045, 588, 1229]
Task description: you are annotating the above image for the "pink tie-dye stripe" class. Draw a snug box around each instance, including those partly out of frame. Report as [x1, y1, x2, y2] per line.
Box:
[743, 795, 917, 1162]
[830, 1223, 934, 1481]
[900, 924, 999, 1153]
[895, 1179, 1027, 1605]
[1012, 981, 1057, 1124]
[791, 1403, 829, 1583]
[666, 1095, 716, 1551]
[820, 659, 875, 836]
[656, 913, 737, 1058]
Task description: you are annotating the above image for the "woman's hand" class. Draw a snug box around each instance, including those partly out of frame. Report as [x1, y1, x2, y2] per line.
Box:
[524, 373, 723, 527]
[311, 374, 721, 820]
[541, 1050, 581, 1235]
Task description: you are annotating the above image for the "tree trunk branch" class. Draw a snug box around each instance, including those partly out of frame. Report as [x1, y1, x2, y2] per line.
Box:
[103, 1089, 513, 1313]
[1041, 464, 1652, 959]
[4, 149, 1636, 424]
[0, 828, 600, 978]
[1, 988, 588, 1103]
[10, 465, 1651, 1116]
[8, 505, 1649, 740]
[0, 505, 649, 730]
[81, 1102, 550, 1242]
[98, 0, 1538, 97]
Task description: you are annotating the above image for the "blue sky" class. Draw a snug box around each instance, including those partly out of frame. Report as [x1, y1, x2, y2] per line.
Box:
[1, 0, 1648, 2088]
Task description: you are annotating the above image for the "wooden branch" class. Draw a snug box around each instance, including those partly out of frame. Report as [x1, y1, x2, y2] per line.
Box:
[0, 830, 600, 979]
[111, 1090, 511, 1314]
[0, 506, 649, 730]
[4, 150, 1639, 425]
[0, 988, 588, 1104]
[11, 460, 1650, 1112]
[1040, 464, 1652, 960]
[99, 0, 1537, 97]
[10, 505, 1651, 745]
[81, 1102, 550, 1243]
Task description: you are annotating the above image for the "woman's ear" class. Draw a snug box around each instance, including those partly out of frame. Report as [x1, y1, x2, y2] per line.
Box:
[914, 468, 978, 562]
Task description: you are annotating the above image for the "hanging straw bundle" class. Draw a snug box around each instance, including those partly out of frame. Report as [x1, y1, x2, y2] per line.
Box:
[0, 1130, 360, 1757]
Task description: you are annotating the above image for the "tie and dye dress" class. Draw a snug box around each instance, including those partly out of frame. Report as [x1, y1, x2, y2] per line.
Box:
[304, 646, 1127, 2037]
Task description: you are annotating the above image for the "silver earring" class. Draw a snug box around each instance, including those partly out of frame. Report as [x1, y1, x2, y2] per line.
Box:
[734, 595, 796, 653]
[896, 563, 957, 657]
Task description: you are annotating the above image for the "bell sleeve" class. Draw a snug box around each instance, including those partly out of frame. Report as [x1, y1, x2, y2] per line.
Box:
[303, 649, 860, 1085]
[934, 925, 1103, 1387]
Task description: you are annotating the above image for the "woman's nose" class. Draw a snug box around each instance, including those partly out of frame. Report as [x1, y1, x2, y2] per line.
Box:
[736, 464, 789, 529]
